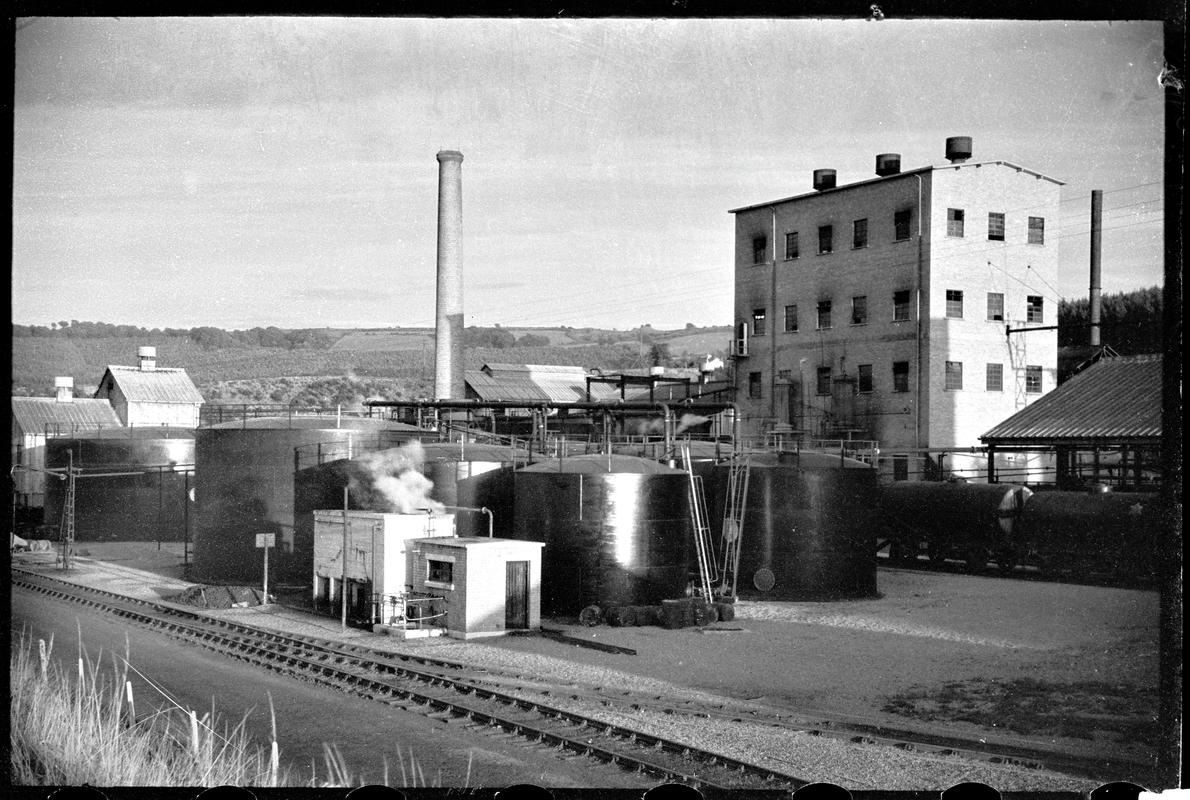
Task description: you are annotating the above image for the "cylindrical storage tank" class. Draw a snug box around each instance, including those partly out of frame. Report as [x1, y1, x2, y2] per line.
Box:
[512, 454, 693, 616]
[878, 481, 1031, 568]
[704, 451, 879, 600]
[875, 153, 902, 176]
[193, 416, 424, 584]
[945, 136, 973, 163]
[44, 429, 195, 542]
[812, 169, 837, 191]
[1014, 490, 1157, 580]
[293, 441, 522, 574]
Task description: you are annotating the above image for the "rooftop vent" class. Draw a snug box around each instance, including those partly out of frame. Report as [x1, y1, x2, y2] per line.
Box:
[875, 153, 902, 176]
[945, 136, 973, 163]
[137, 345, 157, 372]
[812, 169, 837, 192]
[54, 376, 74, 403]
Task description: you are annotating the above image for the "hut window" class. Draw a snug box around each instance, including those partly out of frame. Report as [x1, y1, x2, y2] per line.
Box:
[427, 559, 453, 585]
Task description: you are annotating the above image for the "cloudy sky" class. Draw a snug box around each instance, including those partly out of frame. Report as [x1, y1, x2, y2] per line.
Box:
[12, 17, 1165, 330]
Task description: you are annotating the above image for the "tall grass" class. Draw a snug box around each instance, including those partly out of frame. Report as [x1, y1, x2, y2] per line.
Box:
[8, 630, 441, 788]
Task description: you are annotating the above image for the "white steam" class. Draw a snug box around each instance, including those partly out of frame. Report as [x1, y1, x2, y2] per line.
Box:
[675, 413, 711, 435]
[351, 441, 444, 514]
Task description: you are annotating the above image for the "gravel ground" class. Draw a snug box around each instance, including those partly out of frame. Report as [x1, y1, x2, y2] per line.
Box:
[13, 544, 1160, 791]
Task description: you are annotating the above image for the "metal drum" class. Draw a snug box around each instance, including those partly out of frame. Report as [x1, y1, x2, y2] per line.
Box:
[512, 454, 693, 615]
[706, 451, 879, 600]
[292, 441, 523, 577]
[878, 481, 1032, 569]
[193, 416, 423, 584]
[1014, 490, 1157, 580]
[44, 429, 195, 543]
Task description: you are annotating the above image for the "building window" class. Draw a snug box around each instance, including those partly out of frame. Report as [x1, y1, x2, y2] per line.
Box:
[816, 366, 832, 396]
[817, 225, 833, 254]
[894, 209, 912, 241]
[893, 290, 911, 321]
[1028, 216, 1045, 245]
[892, 455, 909, 481]
[752, 308, 767, 336]
[947, 208, 965, 237]
[752, 236, 768, 264]
[986, 363, 1003, 391]
[816, 300, 832, 330]
[858, 364, 873, 393]
[428, 559, 453, 585]
[783, 304, 798, 332]
[784, 231, 799, 260]
[1027, 295, 1044, 324]
[1025, 365, 1043, 393]
[892, 361, 909, 393]
[946, 289, 964, 319]
[988, 212, 1005, 241]
[987, 292, 1004, 322]
[945, 361, 963, 390]
[748, 371, 763, 399]
[853, 218, 868, 249]
[851, 295, 868, 325]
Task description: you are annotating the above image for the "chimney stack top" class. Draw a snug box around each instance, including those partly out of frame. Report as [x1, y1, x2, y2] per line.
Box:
[137, 345, 158, 371]
[436, 150, 464, 163]
[54, 376, 74, 403]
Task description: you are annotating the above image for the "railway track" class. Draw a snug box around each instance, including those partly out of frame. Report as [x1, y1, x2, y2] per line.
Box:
[13, 568, 1143, 785]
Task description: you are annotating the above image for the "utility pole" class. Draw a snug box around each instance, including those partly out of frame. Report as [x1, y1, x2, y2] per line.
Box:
[59, 451, 76, 572]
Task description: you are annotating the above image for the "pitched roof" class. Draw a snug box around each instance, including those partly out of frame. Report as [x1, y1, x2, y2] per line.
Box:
[980, 355, 1162, 445]
[11, 397, 123, 436]
[98, 366, 205, 404]
[466, 364, 646, 404]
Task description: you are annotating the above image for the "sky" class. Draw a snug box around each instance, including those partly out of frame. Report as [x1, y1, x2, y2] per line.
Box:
[11, 17, 1167, 331]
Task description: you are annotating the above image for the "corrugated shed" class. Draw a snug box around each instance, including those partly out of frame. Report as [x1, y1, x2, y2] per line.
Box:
[466, 364, 642, 403]
[11, 397, 123, 436]
[980, 355, 1162, 444]
[98, 366, 205, 404]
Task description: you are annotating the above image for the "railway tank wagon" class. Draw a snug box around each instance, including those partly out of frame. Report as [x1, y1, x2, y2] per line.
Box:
[1011, 489, 1158, 581]
[877, 481, 1033, 570]
[703, 451, 879, 600]
[43, 428, 195, 542]
[512, 454, 693, 616]
[193, 416, 423, 584]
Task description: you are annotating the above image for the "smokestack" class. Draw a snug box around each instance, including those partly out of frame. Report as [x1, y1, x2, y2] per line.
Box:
[1090, 189, 1103, 347]
[434, 150, 465, 400]
[54, 376, 74, 403]
[137, 346, 157, 371]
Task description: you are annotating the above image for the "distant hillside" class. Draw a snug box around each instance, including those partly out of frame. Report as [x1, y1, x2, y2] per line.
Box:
[10, 322, 732, 407]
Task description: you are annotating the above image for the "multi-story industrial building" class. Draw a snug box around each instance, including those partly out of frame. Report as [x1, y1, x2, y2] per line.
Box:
[730, 137, 1061, 479]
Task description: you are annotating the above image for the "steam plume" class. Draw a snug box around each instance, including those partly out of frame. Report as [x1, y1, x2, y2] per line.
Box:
[349, 441, 444, 514]
[675, 413, 711, 435]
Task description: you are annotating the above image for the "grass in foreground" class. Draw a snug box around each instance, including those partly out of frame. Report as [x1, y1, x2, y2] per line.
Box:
[8, 630, 444, 787]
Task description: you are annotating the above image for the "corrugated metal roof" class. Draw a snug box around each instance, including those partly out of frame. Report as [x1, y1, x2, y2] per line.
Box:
[11, 397, 123, 435]
[980, 355, 1162, 444]
[98, 366, 205, 404]
[466, 365, 642, 404]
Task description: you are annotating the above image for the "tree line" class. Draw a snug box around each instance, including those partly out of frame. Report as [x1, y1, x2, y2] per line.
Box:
[11, 321, 339, 350]
[1057, 285, 1162, 354]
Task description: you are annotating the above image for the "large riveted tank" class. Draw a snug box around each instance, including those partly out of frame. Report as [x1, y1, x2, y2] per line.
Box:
[703, 451, 879, 600]
[193, 416, 423, 584]
[292, 441, 523, 576]
[44, 428, 195, 542]
[512, 454, 693, 616]
[878, 480, 1032, 569]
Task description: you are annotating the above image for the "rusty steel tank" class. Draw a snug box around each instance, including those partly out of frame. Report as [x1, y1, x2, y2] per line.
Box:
[292, 440, 524, 576]
[44, 428, 195, 542]
[193, 416, 423, 584]
[512, 453, 693, 616]
[703, 450, 879, 600]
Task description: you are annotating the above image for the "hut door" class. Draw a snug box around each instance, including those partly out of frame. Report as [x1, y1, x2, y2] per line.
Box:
[505, 561, 529, 629]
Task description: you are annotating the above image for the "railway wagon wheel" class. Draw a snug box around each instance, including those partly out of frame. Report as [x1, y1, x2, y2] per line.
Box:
[994, 547, 1017, 574]
[926, 539, 947, 564]
[965, 544, 989, 572]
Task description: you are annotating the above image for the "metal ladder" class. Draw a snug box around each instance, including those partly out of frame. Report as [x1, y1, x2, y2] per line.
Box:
[58, 451, 77, 571]
[717, 453, 750, 599]
[681, 445, 716, 601]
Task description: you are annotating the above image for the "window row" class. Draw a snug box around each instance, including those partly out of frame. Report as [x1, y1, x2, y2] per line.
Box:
[751, 292, 910, 334]
[753, 209, 1046, 262]
[944, 291, 1044, 323]
[746, 361, 1045, 399]
[752, 209, 915, 263]
[947, 208, 1045, 244]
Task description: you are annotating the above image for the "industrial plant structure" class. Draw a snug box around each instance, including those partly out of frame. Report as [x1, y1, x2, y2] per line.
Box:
[94, 346, 204, 427]
[730, 137, 1062, 480]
